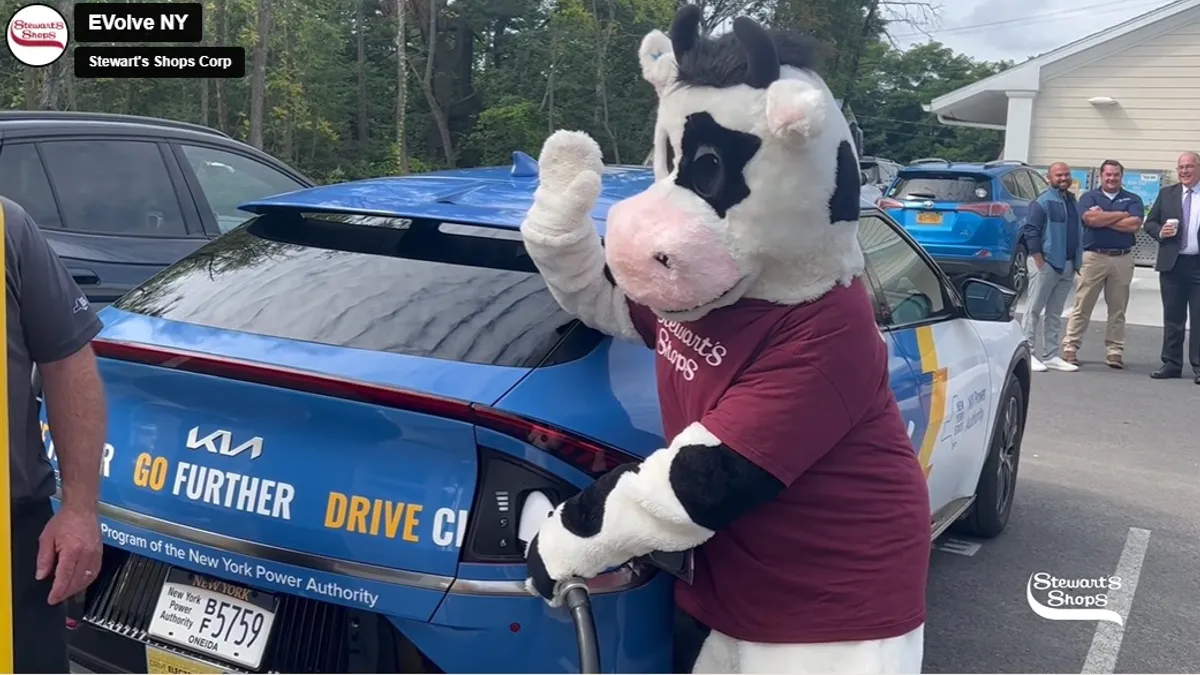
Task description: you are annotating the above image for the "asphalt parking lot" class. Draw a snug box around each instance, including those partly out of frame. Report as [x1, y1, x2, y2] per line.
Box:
[926, 267, 1199, 674]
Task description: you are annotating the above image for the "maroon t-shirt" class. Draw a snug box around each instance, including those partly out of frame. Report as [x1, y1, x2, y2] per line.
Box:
[626, 276, 930, 644]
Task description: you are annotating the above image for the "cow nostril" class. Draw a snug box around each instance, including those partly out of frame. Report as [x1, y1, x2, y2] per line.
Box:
[653, 252, 671, 268]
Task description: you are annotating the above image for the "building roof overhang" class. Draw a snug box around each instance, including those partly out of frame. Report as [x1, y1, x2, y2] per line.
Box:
[924, 0, 1200, 127]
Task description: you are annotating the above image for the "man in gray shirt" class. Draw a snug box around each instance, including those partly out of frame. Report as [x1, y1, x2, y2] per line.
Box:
[4, 195, 106, 672]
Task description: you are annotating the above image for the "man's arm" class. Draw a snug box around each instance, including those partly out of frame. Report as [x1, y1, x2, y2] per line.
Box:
[1110, 196, 1146, 234]
[1022, 201, 1047, 267]
[5, 197, 106, 604]
[1078, 193, 1124, 228]
[39, 348, 105, 512]
[1083, 210, 1126, 227]
[1144, 191, 1165, 240]
[1110, 215, 1143, 234]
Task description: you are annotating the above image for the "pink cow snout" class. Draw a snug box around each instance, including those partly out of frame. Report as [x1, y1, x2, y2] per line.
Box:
[604, 190, 741, 312]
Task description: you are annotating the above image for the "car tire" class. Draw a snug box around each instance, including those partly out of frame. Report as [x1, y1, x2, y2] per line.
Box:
[1006, 242, 1029, 297]
[955, 370, 1026, 538]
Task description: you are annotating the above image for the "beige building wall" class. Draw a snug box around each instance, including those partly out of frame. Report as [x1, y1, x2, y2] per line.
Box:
[1028, 16, 1200, 179]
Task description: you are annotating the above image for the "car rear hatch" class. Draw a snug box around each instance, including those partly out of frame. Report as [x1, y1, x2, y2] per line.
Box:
[879, 170, 1006, 244]
[54, 206, 636, 669]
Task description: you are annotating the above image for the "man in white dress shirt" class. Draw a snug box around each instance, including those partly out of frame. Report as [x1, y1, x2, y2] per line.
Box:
[1143, 151, 1200, 384]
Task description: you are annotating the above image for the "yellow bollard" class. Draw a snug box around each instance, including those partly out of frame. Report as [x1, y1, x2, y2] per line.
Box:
[0, 203, 14, 672]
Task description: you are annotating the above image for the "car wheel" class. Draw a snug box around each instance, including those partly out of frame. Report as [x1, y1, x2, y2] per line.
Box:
[1007, 242, 1029, 297]
[957, 371, 1026, 538]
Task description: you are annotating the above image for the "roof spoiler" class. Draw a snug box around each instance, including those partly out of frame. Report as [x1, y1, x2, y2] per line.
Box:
[511, 150, 538, 178]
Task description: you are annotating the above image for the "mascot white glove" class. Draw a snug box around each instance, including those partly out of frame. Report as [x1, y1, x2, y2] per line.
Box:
[519, 131, 642, 342]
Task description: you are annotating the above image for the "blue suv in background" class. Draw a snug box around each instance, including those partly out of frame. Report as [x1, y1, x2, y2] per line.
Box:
[877, 158, 1049, 297]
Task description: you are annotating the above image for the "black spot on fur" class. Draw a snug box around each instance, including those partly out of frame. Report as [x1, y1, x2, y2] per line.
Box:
[524, 534, 555, 600]
[560, 463, 640, 538]
[673, 609, 714, 673]
[829, 139, 860, 223]
[664, 137, 676, 174]
[671, 13, 823, 90]
[675, 112, 760, 218]
[668, 443, 784, 530]
[603, 263, 616, 286]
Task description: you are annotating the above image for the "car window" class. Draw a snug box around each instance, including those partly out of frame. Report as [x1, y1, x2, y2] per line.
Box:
[858, 214, 948, 326]
[39, 140, 187, 236]
[1000, 173, 1021, 199]
[1012, 171, 1038, 200]
[0, 143, 61, 227]
[180, 144, 307, 234]
[1025, 169, 1049, 195]
[888, 172, 992, 202]
[112, 214, 601, 368]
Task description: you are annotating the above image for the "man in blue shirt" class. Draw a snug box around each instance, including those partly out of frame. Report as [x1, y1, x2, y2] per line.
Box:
[1022, 162, 1083, 372]
[1061, 160, 1143, 369]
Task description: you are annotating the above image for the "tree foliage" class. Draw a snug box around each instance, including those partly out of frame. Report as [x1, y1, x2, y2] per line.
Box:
[0, 0, 1009, 183]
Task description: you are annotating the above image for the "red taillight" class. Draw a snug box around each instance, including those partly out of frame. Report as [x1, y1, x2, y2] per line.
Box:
[956, 202, 1010, 217]
[876, 198, 903, 209]
[91, 337, 638, 479]
[473, 407, 630, 476]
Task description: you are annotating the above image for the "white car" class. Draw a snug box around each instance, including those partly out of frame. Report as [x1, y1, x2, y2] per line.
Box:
[856, 197, 1032, 538]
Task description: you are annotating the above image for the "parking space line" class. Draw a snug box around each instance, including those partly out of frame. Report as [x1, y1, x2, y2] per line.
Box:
[1081, 527, 1151, 674]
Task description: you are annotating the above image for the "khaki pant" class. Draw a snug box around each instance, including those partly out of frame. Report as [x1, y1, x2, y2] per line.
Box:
[1062, 250, 1135, 357]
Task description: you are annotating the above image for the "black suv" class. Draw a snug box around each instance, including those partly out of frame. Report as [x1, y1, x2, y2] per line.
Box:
[0, 111, 314, 305]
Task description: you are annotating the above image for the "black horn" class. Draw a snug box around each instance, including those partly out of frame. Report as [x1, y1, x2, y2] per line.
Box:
[670, 4, 702, 63]
[732, 16, 779, 87]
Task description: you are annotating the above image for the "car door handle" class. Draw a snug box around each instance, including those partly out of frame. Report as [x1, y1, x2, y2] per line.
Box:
[68, 268, 100, 285]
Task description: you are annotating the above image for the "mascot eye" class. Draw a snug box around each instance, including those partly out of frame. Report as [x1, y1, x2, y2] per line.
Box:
[690, 146, 723, 199]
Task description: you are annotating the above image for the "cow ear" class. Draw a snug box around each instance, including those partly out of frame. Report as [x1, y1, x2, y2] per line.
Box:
[639, 29, 677, 97]
[763, 77, 828, 142]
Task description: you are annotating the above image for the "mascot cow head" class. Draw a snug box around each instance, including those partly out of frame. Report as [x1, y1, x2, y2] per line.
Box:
[603, 4, 865, 322]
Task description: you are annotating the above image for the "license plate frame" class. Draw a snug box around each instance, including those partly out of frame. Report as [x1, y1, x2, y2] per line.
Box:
[145, 645, 228, 674]
[146, 567, 279, 671]
[916, 211, 943, 224]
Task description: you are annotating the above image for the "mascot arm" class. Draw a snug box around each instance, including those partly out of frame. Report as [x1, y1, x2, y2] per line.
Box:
[525, 346, 858, 603]
[520, 130, 642, 343]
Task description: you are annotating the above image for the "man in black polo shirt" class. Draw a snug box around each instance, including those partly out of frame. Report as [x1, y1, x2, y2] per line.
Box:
[4, 195, 106, 672]
[1062, 159, 1144, 369]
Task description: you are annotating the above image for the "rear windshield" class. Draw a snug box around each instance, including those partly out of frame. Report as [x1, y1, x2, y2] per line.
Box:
[112, 212, 601, 368]
[888, 172, 992, 202]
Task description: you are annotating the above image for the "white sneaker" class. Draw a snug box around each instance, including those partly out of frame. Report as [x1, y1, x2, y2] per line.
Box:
[1043, 356, 1079, 372]
[1031, 357, 1048, 372]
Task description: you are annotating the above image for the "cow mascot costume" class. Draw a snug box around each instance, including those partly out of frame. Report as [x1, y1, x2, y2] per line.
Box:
[519, 5, 931, 673]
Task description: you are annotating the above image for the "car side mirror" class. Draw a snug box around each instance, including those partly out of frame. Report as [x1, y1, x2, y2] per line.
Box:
[961, 277, 1018, 321]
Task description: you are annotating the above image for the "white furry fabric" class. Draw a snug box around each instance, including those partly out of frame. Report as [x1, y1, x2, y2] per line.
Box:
[693, 623, 925, 673]
[519, 131, 642, 343]
[524, 422, 721, 602]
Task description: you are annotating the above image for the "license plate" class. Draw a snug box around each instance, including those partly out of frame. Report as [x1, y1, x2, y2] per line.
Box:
[916, 211, 943, 224]
[145, 645, 227, 673]
[147, 568, 279, 670]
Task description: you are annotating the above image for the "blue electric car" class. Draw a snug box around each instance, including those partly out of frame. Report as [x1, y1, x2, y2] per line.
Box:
[50, 152, 1031, 674]
[877, 158, 1050, 297]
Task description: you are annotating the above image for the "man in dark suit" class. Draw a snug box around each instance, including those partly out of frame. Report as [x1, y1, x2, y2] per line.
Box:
[1144, 151, 1200, 383]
